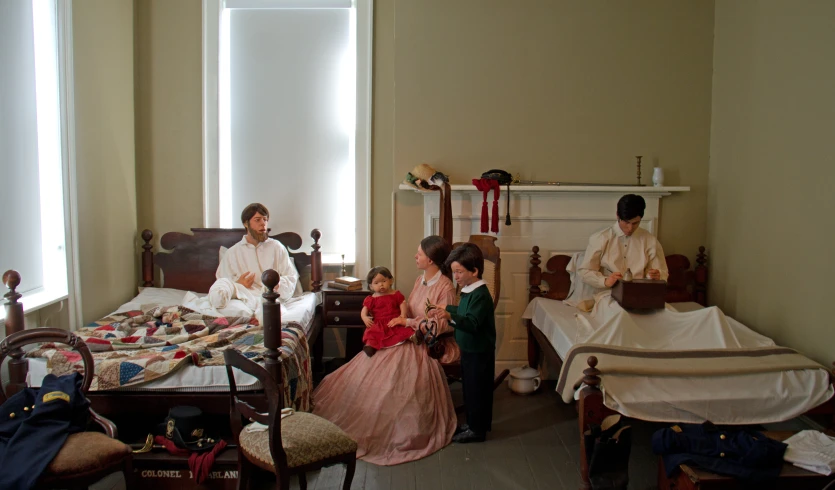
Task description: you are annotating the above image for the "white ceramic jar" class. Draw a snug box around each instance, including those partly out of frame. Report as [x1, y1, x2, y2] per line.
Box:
[507, 365, 541, 395]
[652, 167, 665, 187]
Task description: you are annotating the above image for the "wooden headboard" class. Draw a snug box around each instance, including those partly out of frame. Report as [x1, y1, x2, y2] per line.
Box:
[141, 228, 323, 294]
[528, 246, 707, 306]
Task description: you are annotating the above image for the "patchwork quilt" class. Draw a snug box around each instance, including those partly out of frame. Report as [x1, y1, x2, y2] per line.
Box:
[26, 305, 312, 411]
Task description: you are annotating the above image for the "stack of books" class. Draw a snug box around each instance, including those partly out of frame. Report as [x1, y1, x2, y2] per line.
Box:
[328, 276, 363, 291]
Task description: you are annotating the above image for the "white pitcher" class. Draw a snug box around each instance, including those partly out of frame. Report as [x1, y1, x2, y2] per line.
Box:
[652, 167, 665, 187]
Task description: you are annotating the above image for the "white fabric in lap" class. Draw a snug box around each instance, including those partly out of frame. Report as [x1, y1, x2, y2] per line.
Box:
[521, 297, 834, 424]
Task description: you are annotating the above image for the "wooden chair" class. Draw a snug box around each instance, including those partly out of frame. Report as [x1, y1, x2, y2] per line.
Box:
[224, 348, 357, 490]
[429, 235, 511, 400]
[0, 327, 133, 489]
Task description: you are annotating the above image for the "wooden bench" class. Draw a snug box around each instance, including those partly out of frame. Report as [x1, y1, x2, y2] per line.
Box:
[657, 431, 835, 490]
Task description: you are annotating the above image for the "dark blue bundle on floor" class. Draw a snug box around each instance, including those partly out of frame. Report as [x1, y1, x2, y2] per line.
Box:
[0, 372, 90, 490]
[652, 421, 787, 481]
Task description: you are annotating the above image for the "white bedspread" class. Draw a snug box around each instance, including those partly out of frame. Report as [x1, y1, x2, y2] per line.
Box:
[522, 295, 834, 424]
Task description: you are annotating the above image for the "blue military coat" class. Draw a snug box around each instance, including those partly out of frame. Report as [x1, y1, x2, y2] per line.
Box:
[0, 372, 90, 489]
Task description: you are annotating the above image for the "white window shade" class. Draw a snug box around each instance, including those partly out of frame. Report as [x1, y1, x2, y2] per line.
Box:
[222, 7, 356, 263]
[0, 0, 44, 295]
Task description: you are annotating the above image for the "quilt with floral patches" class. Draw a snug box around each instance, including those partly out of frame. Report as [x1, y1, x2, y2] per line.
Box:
[26, 305, 312, 411]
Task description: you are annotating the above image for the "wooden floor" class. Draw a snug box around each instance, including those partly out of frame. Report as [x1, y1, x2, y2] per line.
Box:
[249, 381, 685, 490]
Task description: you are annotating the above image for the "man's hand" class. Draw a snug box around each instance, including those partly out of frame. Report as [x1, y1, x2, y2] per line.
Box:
[647, 269, 661, 280]
[604, 272, 623, 288]
[236, 272, 256, 289]
[387, 316, 407, 328]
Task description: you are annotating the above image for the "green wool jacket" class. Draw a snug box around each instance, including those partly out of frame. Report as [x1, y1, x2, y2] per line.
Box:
[445, 284, 496, 354]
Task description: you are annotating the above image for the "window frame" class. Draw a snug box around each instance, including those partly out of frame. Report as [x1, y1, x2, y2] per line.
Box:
[201, 0, 372, 275]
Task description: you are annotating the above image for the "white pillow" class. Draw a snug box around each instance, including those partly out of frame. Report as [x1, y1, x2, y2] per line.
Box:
[563, 252, 600, 312]
[115, 287, 191, 313]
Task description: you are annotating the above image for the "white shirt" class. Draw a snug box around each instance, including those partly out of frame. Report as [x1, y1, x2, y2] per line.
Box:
[578, 222, 668, 289]
[216, 236, 300, 301]
[461, 279, 486, 294]
[422, 271, 442, 287]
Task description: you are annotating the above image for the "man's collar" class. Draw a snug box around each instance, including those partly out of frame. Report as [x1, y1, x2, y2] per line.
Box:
[612, 221, 626, 238]
[461, 280, 486, 294]
[240, 235, 267, 248]
[422, 271, 441, 287]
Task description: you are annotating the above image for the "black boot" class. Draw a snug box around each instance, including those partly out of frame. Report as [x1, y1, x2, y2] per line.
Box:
[588, 425, 632, 490]
[584, 415, 623, 465]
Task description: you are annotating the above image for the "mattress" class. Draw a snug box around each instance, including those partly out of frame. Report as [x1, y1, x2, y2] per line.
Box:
[27, 288, 322, 392]
[523, 298, 834, 425]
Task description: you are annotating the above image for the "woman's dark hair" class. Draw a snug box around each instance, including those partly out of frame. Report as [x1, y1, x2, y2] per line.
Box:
[241, 203, 270, 226]
[366, 266, 393, 286]
[445, 243, 484, 279]
[616, 194, 646, 221]
[420, 235, 453, 277]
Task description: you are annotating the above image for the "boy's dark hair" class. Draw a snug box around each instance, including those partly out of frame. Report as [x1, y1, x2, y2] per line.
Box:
[420, 235, 453, 277]
[445, 243, 484, 279]
[616, 194, 646, 221]
[366, 266, 393, 286]
[241, 203, 270, 226]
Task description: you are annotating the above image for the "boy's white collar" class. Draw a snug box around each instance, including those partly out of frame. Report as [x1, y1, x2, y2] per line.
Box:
[460, 280, 486, 293]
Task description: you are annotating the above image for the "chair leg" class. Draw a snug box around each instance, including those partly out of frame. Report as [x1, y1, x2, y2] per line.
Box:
[276, 470, 290, 490]
[298, 472, 307, 490]
[342, 456, 356, 490]
[123, 456, 135, 489]
[493, 369, 510, 390]
[237, 456, 251, 490]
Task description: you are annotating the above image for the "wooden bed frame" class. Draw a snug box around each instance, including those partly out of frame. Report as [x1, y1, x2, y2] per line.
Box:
[525, 246, 835, 489]
[2, 227, 324, 421]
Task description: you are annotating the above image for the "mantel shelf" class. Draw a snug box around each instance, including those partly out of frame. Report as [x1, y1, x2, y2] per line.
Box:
[399, 184, 689, 194]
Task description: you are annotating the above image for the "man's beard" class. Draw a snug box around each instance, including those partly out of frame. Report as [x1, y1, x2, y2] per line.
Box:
[247, 227, 268, 243]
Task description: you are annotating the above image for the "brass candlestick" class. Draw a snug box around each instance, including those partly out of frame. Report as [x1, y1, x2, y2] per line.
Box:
[636, 156, 643, 186]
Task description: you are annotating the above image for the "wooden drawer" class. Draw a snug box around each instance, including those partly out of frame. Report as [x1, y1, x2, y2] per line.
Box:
[324, 293, 368, 310]
[326, 311, 364, 326]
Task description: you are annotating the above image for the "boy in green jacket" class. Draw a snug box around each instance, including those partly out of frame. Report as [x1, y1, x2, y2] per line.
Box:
[432, 243, 496, 443]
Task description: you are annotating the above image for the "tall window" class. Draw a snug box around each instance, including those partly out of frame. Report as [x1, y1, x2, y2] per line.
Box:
[204, 0, 372, 272]
[0, 0, 75, 322]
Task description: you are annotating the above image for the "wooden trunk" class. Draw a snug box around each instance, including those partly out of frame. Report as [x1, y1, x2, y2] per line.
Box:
[611, 279, 666, 310]
[133, 449, 240, 490]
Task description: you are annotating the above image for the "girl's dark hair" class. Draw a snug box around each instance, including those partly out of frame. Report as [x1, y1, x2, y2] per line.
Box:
[445, 243, 484, 279]
[616, 194, 646, 221]
[241, 203, 270, 226]
[420, 235, 453, 277]
[366, 266, 393, 286]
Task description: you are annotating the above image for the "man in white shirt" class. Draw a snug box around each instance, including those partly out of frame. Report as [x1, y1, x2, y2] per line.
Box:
[578, 194, 668, 289]
[216, 203, 300, 301]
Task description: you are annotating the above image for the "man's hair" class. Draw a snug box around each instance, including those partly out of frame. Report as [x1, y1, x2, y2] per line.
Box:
[445, 243, 484, 279]
[420, 236, 453, 277]
[366, 266, 393, 286]
[241, 203, 270, 226]
[616, 194, 646, 221]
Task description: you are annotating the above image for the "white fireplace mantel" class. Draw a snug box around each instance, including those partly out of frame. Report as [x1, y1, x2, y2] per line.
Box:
[399, 182, 689, 373]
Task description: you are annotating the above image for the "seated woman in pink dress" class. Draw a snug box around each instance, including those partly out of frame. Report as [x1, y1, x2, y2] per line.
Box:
[312, 236, 458, 466]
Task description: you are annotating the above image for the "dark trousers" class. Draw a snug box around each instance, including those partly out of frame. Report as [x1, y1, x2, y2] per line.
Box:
[461, 350, 495, 434]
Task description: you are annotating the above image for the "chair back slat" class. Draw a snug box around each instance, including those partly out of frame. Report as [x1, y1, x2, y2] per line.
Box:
[0, 328, 94, 403]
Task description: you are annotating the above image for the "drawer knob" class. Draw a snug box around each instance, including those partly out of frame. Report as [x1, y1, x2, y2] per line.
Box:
[334, 300, 341, 306]
[334, 316, 340, 322]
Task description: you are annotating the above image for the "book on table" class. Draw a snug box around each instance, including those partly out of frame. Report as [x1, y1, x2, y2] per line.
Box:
[334, 276, 362, 286]
[328, 281, 362, 291]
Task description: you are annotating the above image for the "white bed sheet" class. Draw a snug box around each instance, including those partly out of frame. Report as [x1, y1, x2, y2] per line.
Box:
[522, 297, 834, 424]
[27, 288, 322, 392]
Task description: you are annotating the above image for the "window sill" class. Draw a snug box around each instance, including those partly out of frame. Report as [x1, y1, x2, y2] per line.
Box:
[0, 289, 68, 324]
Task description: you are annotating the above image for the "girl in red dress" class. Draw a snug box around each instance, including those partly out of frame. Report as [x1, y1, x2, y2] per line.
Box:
[360, 267, 414, 356]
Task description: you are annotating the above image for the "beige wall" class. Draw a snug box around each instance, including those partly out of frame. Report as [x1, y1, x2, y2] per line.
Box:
[383, 0, 715, 294]
[708, 0, 835, 365]
[73, 0, 138, 322]
[134, 0, 204, 244]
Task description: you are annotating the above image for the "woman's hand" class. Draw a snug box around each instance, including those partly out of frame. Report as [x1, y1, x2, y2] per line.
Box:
[429, 308, 451, 322]
[387, 316, 407, 328]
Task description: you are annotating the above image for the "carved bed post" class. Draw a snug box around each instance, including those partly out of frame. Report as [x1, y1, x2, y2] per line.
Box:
[694, 246, 708, 306]
[261, 270, 282, 383]
[310, 229, 322, 292]
[527, 247, 543, 368]
[3, 270, 28, 397]
[577, 356, 615, 489]
[141, 229, 154, 287]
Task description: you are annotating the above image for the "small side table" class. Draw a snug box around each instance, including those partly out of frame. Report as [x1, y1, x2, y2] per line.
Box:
[321, 285, 372, 361]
